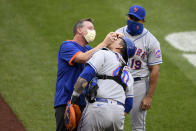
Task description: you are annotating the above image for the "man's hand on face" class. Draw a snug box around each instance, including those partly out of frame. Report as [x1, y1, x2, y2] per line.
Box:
[102, 32, 124, 46]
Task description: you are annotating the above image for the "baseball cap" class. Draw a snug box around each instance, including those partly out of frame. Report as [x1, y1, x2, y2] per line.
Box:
[128, 5, 146, 20]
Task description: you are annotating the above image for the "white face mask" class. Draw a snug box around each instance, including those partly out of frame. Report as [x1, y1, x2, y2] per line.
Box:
[84, 29, 96, 43]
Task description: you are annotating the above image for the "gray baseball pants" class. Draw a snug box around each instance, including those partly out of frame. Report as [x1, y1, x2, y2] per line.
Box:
[130, 79, 149, 131]
[78, 101, 125, 131]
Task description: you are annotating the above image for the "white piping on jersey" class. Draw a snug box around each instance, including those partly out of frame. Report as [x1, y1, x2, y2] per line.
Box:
[88, 62, 97, 73]
[133, 31, 149, 43]
[148, 60, 162, 65]
[122, 26, 149, 42]
[114, 52, 126, 65]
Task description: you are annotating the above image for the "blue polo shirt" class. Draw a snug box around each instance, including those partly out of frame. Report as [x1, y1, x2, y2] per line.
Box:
[54, 41, 92, 108]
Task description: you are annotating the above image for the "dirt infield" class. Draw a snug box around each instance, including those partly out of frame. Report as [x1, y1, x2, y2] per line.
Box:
[0, 94, 25, 131]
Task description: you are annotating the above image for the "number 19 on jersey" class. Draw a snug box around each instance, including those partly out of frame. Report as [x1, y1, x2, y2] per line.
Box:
[129, 59, 142, 69]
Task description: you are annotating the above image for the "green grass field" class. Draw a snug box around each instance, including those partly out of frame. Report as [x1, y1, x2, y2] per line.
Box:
[0, 0, 196, 130]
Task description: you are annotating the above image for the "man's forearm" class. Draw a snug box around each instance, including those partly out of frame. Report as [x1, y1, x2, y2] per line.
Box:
[76, 43, 106, 64]
[73, 32, 123, 64]
[73, 77, 88, 96]
[147, 65, 160, 97]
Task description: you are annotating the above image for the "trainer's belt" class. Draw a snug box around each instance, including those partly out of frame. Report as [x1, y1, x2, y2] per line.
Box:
[96, 98, 124, 106]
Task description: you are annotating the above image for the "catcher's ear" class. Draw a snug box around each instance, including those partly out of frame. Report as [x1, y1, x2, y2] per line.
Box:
[117, 44, 123, 50]
[119, 45, 123, 49]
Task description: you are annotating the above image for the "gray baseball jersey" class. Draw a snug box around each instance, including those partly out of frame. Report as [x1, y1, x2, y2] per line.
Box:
[88, 48, 134, 103]
[78, 48, 134, 131]
[116, 26, 162, 78]
[116, 26, 162, 131]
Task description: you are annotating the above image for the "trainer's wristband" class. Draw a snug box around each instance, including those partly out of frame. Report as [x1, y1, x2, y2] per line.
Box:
[72, 91, 80, 97]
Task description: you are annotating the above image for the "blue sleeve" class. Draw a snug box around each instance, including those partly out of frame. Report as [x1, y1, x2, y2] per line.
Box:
[124, 97, 133, 113]
[59, 41, 81, 65]
[80, 64, 96, 82]
[85, 45, 92, 50]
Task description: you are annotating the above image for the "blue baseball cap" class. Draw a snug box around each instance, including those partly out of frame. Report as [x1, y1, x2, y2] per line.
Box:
[128, 5, 146, 20]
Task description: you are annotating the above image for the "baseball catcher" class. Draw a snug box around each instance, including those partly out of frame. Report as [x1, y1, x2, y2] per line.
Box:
[71, 36, 135, 131]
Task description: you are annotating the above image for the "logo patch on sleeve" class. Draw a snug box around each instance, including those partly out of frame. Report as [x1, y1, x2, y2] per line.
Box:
[155, 48, 161, 58]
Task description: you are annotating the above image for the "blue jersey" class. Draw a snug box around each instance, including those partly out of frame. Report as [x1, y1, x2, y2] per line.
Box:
[54, 41, 92, 108]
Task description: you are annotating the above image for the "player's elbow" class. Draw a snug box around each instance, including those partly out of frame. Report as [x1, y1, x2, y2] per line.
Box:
[74, 53, 89, 64]
[77, 59, 87, 64]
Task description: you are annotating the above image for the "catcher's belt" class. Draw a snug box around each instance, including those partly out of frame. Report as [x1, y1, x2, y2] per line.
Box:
[96, 98, 124, 106]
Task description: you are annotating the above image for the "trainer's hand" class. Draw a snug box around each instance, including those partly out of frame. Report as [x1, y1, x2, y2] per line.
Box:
[140, 96, 152, 110]
[102, 32, 124, 46]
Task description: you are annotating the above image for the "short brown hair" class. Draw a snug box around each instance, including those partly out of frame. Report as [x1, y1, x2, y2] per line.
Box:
[73, 18, 94, 36]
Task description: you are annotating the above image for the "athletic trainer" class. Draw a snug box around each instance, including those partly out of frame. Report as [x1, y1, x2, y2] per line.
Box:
[54, 18, 121, 131]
